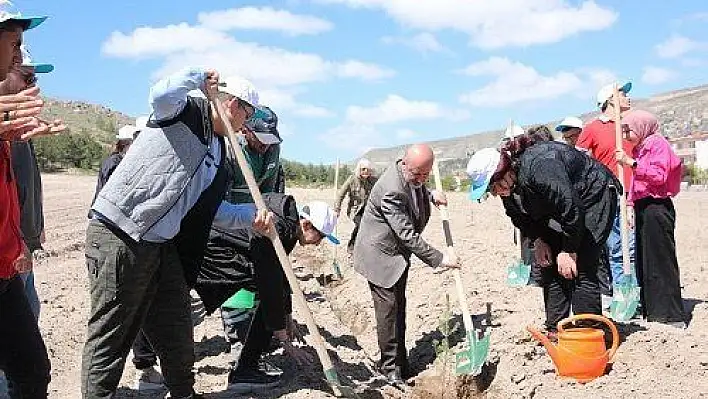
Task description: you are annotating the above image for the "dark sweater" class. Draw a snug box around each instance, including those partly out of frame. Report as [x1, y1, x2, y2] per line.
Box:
[195, 193, 298, 331]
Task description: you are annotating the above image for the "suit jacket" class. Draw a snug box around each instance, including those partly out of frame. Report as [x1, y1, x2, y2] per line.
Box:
[353, 160, 443, 288]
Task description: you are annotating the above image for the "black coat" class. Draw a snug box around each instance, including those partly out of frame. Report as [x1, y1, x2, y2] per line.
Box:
[194, 193, 298, 331]
[506, 141, 620, 254]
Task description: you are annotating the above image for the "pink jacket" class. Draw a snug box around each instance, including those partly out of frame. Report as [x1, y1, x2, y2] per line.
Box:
[629, 134, 682, 205]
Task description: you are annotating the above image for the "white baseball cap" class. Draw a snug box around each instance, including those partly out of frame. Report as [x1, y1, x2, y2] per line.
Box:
[219, 76, 268, 120]
[21, 45, 53, 74]
[555, 116, 584, 132]
[466, 147, 502, 201]
[135, 116, 149, 130]
[596, 81, 632, 108]
[116, 125, 140, 140]
[299, 201, 340, 244]
[504, 124, 525, 139]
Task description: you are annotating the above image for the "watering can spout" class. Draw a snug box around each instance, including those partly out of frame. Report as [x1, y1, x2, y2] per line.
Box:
[526, 326, 559, 363]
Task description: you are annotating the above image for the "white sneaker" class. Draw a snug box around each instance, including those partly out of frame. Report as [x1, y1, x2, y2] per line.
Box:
[133, 366, 165, 391]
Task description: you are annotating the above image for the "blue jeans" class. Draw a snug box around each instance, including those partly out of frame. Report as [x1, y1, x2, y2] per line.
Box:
[605, 205, 637, 288]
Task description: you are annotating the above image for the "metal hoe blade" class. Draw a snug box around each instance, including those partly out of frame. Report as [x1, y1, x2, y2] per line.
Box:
[455, 329, 492, 376]
[324, 368, 360, 398]
[506, 258, 531, 287]
[609, 279, 641, 322]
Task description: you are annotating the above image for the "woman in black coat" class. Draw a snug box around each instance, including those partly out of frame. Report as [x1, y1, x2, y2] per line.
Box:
[466, 136, 621, 331]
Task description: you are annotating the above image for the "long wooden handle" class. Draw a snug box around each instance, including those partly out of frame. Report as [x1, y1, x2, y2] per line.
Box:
[612, 86, 632, 276]
[212, 100, 342, 393]
[432, 160, 475, 337]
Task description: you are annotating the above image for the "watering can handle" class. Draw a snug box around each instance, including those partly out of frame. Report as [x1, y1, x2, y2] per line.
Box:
[557, 314, 619, 361]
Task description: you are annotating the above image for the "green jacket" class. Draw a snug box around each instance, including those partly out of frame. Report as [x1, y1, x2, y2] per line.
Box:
[225, 141, 281, 204]
[335, 175, 377, 218]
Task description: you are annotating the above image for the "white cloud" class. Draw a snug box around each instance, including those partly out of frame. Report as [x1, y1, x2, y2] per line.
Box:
[315, 0, 617, 49]
[396, 128, 417, 139]
[102, 22, 395, 90]
[336, 60, 396, 80]
[259, 88, 334, 118]
[382, 32, 447, 53]
[197, 7, 333, 36]
[346, 94, 444, 124]
[458, 57, 584, 106]
[581, 68, 619, 89]
[101, 24, 232, 58]
[641, 66, 676, 85]
[318, 124, 381, 154]
[655, 35, 705, 59]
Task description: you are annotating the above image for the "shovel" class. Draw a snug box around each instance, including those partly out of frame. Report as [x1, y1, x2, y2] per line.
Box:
[506, 228, 531, 286]
[332, 158, 343, 279]
[212, 100, 358, 398]
[432, 160, 491, 376]
[608, 84, 641, 322]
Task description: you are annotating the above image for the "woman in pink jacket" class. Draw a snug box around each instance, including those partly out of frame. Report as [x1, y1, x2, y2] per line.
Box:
[616, 110, 686, 328]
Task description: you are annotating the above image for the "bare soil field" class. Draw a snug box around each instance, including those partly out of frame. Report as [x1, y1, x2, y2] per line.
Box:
[32, 173, 708, 398]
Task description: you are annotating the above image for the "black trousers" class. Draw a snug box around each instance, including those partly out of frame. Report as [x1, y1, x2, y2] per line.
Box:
[235, 303, 272, 371]
[347, 212, 363, 252]
[541, 244, 603, 331]
[597, 245, 612, 297]
[369, 267, 409, 376]
[0, 276, 51, 398]
[132, 329, 157, 370]
[635, 197, 685, 323]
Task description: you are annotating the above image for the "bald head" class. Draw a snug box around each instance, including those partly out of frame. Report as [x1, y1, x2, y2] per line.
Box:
[402, 144, 435, 186]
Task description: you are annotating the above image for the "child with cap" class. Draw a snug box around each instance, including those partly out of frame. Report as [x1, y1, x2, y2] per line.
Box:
[193, 194, 337, 392]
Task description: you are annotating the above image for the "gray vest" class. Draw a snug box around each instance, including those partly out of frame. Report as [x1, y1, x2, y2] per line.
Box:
[92, 121, 209, 241]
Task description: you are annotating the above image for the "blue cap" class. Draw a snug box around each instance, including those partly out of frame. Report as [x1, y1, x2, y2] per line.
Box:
[245, 106, 281, 145]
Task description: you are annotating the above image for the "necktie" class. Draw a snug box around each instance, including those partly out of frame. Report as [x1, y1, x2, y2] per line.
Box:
[414, 187, 425, 220]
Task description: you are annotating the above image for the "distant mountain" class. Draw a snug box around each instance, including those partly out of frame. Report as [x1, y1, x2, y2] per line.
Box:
[40, 97, 134, 145]
[359, 83, 708, 174]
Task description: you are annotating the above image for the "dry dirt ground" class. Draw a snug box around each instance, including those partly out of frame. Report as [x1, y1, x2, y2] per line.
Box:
[32, 173, 708, 399]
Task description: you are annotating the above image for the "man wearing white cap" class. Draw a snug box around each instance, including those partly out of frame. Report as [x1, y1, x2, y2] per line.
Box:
[83, 67, 272, 399]
[556, 116, 584, 147]
[195, 195, 336, 391]
[575, 82, 636, 311]
[0, 7, 54, 397]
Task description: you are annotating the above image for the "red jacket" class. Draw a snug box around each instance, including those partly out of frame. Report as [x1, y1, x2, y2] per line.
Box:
[0, 142, 23, 279]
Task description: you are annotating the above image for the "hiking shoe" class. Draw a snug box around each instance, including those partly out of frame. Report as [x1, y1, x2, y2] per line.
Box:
[227, 367, 281, 393]
[258, 359, 283, 376]
[133, 366, 165, 391]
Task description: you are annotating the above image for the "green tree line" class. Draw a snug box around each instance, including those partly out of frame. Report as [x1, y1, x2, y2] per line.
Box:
[33, 129, 107, 171]
[281, 159, 353, 187]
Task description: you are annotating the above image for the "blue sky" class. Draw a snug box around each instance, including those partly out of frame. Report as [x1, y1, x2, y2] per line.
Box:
[17, 0, 708, 162]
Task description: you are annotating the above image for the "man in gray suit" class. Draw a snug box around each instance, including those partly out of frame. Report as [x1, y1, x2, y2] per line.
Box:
[353, 144, 459, 385]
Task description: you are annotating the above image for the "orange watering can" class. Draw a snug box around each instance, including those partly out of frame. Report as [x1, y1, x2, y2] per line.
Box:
[527, 314, 619, 383]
